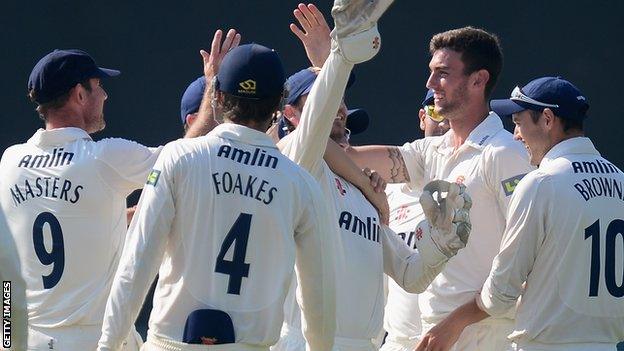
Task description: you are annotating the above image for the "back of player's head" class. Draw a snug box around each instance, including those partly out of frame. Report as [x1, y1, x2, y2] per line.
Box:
[28, 49, 120, 117]
[216, 43, 285, 126]
[180, 76, 206, 124]
[430, 27, 503, 98]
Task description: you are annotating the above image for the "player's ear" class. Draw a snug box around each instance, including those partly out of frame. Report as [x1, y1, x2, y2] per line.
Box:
[418, 108, 426, 131]
[471, 69, 489, 91]
[186, 114, 198, 127]
[71, 83, 87, 105]
[283, 105, 299, 125]
[542, 108, 556, 130]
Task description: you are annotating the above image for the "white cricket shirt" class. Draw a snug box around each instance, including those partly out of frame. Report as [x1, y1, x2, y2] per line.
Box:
[98, 124, 336, 351]
[278, 52, 448, 343]
[383, 183, 423, 340]
[399, 113, 534, 324]
[0, 127, 160, 328]
[479, 137, 624, 346]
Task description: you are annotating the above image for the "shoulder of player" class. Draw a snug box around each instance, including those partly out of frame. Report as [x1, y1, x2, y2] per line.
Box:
[481, 131, 529, 163]
[513, 168, 554, 197]
[93, 137, 155, 154]
[0, 143, 28, 162]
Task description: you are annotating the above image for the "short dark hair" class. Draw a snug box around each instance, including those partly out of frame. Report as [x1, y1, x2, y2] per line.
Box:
[28, 79, 93, 120]
[529, 109, 584, 132]
[430, 27, 503, 98]
[221, 93, 282, 126]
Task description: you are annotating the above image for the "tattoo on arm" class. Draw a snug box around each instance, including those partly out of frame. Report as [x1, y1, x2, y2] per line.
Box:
[387, 147, 410, 183]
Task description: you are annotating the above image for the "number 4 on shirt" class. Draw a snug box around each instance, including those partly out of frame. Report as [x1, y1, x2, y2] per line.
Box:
[215, 213, 252, 295]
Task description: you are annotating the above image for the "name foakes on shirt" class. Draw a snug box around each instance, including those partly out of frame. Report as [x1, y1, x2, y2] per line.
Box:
[572, 159, 624, 202]
[8, 149, 83, 207]
[212, 145, 278, 205]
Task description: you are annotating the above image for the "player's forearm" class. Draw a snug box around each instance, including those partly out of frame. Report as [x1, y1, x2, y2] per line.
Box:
[381, 225, 448, 293]
[325, 139, 371, 190]
[287, 52, 353, 171]
[344, 145, 410, 183]
[184, 79, 219, 138]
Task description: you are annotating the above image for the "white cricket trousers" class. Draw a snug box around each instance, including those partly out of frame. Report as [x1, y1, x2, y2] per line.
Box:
[271, 325, 376, 351]
[27, 324, 142, 350]
[379, 334, 420, 351]
[516, 341, 617, 351]
[142, 333, 269, 351]
[420, 318, 515, 351]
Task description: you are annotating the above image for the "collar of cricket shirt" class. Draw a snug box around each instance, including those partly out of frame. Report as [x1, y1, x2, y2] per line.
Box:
[433, 112, 503, 154]
[539, 136, 600, 168]
[27, 127, 92, 147]
[211, 123, 279, 149]
[462, 112, 504, 150]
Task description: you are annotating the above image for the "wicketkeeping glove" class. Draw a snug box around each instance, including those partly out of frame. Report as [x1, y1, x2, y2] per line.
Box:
[416, 180, 472, 260]
[330, 0, 395, 64]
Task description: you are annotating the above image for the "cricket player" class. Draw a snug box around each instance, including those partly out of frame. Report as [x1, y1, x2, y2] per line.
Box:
[381, 90, 451, 351]
[416, 76, 624, 351]
[268, 3, 473, 351]
[343, 27, 535, 350]
[0, 210, 27, 351]
[0, 49, 162, 350]
[97, 43, 337, 351]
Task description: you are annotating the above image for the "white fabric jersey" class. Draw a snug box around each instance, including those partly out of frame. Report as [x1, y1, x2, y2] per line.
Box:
[98, 124, 336, 351]
[383, 183, 423, 341]
[0, 128, 159, 328]
[478, 137, 624, 347]
[399, 113, 535, 325]
[277, 51, 448, 347]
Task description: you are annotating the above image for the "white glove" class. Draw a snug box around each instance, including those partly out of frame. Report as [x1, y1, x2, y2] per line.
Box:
[416, 180, 472, 259]
[330, 0, 395, 64]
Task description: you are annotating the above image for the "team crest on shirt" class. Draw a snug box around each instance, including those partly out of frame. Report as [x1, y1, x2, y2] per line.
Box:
[501, 174, 527, 196]
[335, 178, 346, 196]
[395, 205, 410, 221]
[146, 170, 161, 186]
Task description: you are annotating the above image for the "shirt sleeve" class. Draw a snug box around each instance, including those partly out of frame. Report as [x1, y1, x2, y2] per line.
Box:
[95, 138, 163, 193]
[278, 52, 353, 178]
[97, 143, 177, 351]
[381, 225, 447, 294]
[478, 172, 551, 317]
[293, 174, 337, 351]
[398, 139, 427, 191]
[483, 138, 535, 216]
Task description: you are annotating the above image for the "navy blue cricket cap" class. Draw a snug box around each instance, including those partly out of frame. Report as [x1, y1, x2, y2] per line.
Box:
[490, 76, 589, 121]
[422, 89, 434, 107]
[216, 43, 285, 99]
[28, 49, 120, 104]
[180, 76, 206, 124]
[285, 67, 356, 106]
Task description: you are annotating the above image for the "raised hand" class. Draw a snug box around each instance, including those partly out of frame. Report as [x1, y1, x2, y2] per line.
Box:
[200, 29, 242, 81]
[290, 3, 332, 68]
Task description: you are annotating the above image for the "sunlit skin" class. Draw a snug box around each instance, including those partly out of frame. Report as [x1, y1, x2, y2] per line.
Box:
[83, 78, 108, 133]
[426, 48, 491, 147]
[284, 94, 349, 143]
[43, 78, 108, 134]
[512, 108, 583, 166]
